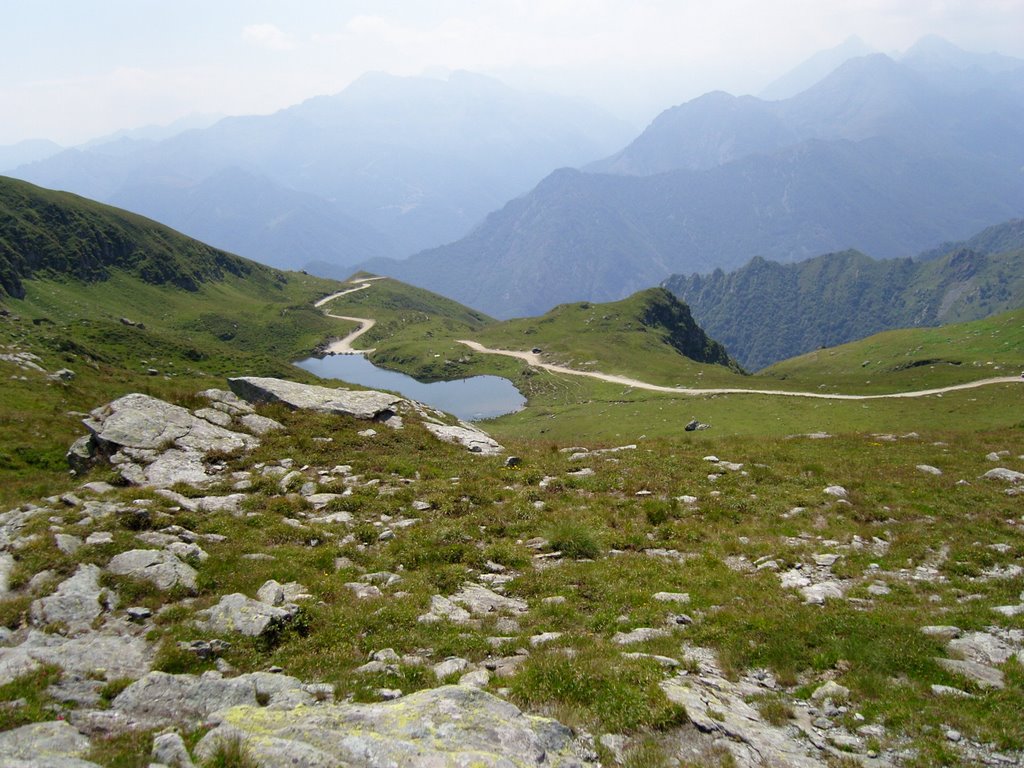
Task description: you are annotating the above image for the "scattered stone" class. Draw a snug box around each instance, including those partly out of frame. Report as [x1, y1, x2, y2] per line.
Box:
[417, 595, 473, 625]
[684, 419, 710, 431]
[345, 582, 383, 600]
[917, 464, 943, 475]
[931, 684, 974, 698]
[504, 456, 522, 468]
[111, 669, 313, 730]
[84, 531, 113, 546]
[823, 485, 848, 498]
[921, 625, 962, 641]
[433, 657, 471, 679]
[126, 606, 152, 622]
[810, 680, 850, 703]
[238, 413, 284, 435]
[107, 549, 198, 593]
[54, 533, 82, 555]
[530, 632, 563, 646]
[423, 422, 504, 455]
[229, 376, 402, 420]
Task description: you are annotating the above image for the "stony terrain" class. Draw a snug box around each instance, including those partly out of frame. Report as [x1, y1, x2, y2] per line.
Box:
[1, 374, 1022, 767]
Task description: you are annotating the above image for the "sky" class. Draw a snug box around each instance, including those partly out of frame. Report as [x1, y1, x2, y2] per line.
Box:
[2, 0, 1023, 146]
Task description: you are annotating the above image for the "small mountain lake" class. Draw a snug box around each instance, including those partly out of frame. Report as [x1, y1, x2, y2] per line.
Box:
[294, 354, 526, 421]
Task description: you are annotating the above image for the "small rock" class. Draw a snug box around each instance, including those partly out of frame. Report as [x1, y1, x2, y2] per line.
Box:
[810, 680, 850, 703]
[916, 464, 943, 476]
[612, 627, 671, 645]
[152, 730, 196, 768]
[653, 592, 690, 604]
[433, 657, 471, 679]
[823, 485, 848, 498]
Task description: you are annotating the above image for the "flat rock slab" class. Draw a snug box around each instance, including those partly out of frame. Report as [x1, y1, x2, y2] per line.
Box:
[0, 629, 153, 687]
[0, 720, 98, 767]
[194, 684, 596, 767]
[112, 669, 313, 730]
[935, 657, 1005, 689]
[195, 592, 292, 637]
[107, 549, 197, 593]
[229, 377, 402, 420]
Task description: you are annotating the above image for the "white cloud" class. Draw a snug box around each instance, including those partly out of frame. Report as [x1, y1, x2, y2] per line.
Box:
[243, 23, 295, 51]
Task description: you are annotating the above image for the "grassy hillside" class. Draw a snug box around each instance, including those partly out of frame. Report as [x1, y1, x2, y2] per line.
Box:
[0, 178, 348, 506]
[0, 175, 278, 299]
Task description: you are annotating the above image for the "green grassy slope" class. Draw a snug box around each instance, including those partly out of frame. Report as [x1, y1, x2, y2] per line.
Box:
[664, 219, 1024, 371]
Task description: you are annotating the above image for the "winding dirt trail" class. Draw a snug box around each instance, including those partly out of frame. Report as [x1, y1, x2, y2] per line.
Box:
[456, 339, 1023, 401]
[314, 279, 385, 354]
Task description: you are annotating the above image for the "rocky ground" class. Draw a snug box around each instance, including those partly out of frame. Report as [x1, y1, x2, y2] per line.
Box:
[1, 377, 1022, 767]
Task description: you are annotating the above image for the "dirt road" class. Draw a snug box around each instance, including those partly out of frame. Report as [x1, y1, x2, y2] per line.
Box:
[456, 339, 1023, 401]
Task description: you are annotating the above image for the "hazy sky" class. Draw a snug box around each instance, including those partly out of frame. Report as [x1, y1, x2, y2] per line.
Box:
[2, 0, 1023, 145]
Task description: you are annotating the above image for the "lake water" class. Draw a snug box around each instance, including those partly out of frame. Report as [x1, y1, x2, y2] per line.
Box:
[294, 354, 526, 421]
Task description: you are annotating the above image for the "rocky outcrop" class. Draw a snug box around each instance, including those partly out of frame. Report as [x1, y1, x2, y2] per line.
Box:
[229, 376, 403, 422]
[194, 685, 597, 767]
[29, 564, 115, 633]
[71, 393, 259, 487]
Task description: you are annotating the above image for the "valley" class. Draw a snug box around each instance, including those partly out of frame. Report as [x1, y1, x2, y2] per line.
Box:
[1, 23, 1023, 768]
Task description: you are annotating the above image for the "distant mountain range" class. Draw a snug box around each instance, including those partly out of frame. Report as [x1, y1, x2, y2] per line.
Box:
[365, 38, 1024, 318]
[663, 218, 1024, 371]
[6, 71, 632, 271]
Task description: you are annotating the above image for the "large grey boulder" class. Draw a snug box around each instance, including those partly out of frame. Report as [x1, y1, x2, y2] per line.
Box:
[194, 592, 292, 637]
[30, 564, 115, 633]
[0, 720, 99, 767]
[111, 670, 313, 730]
[107, 549, 198, 593]
[425, 422, 504, 455]
[194, 684, 596, 767]
[229, 376, 402, 421]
